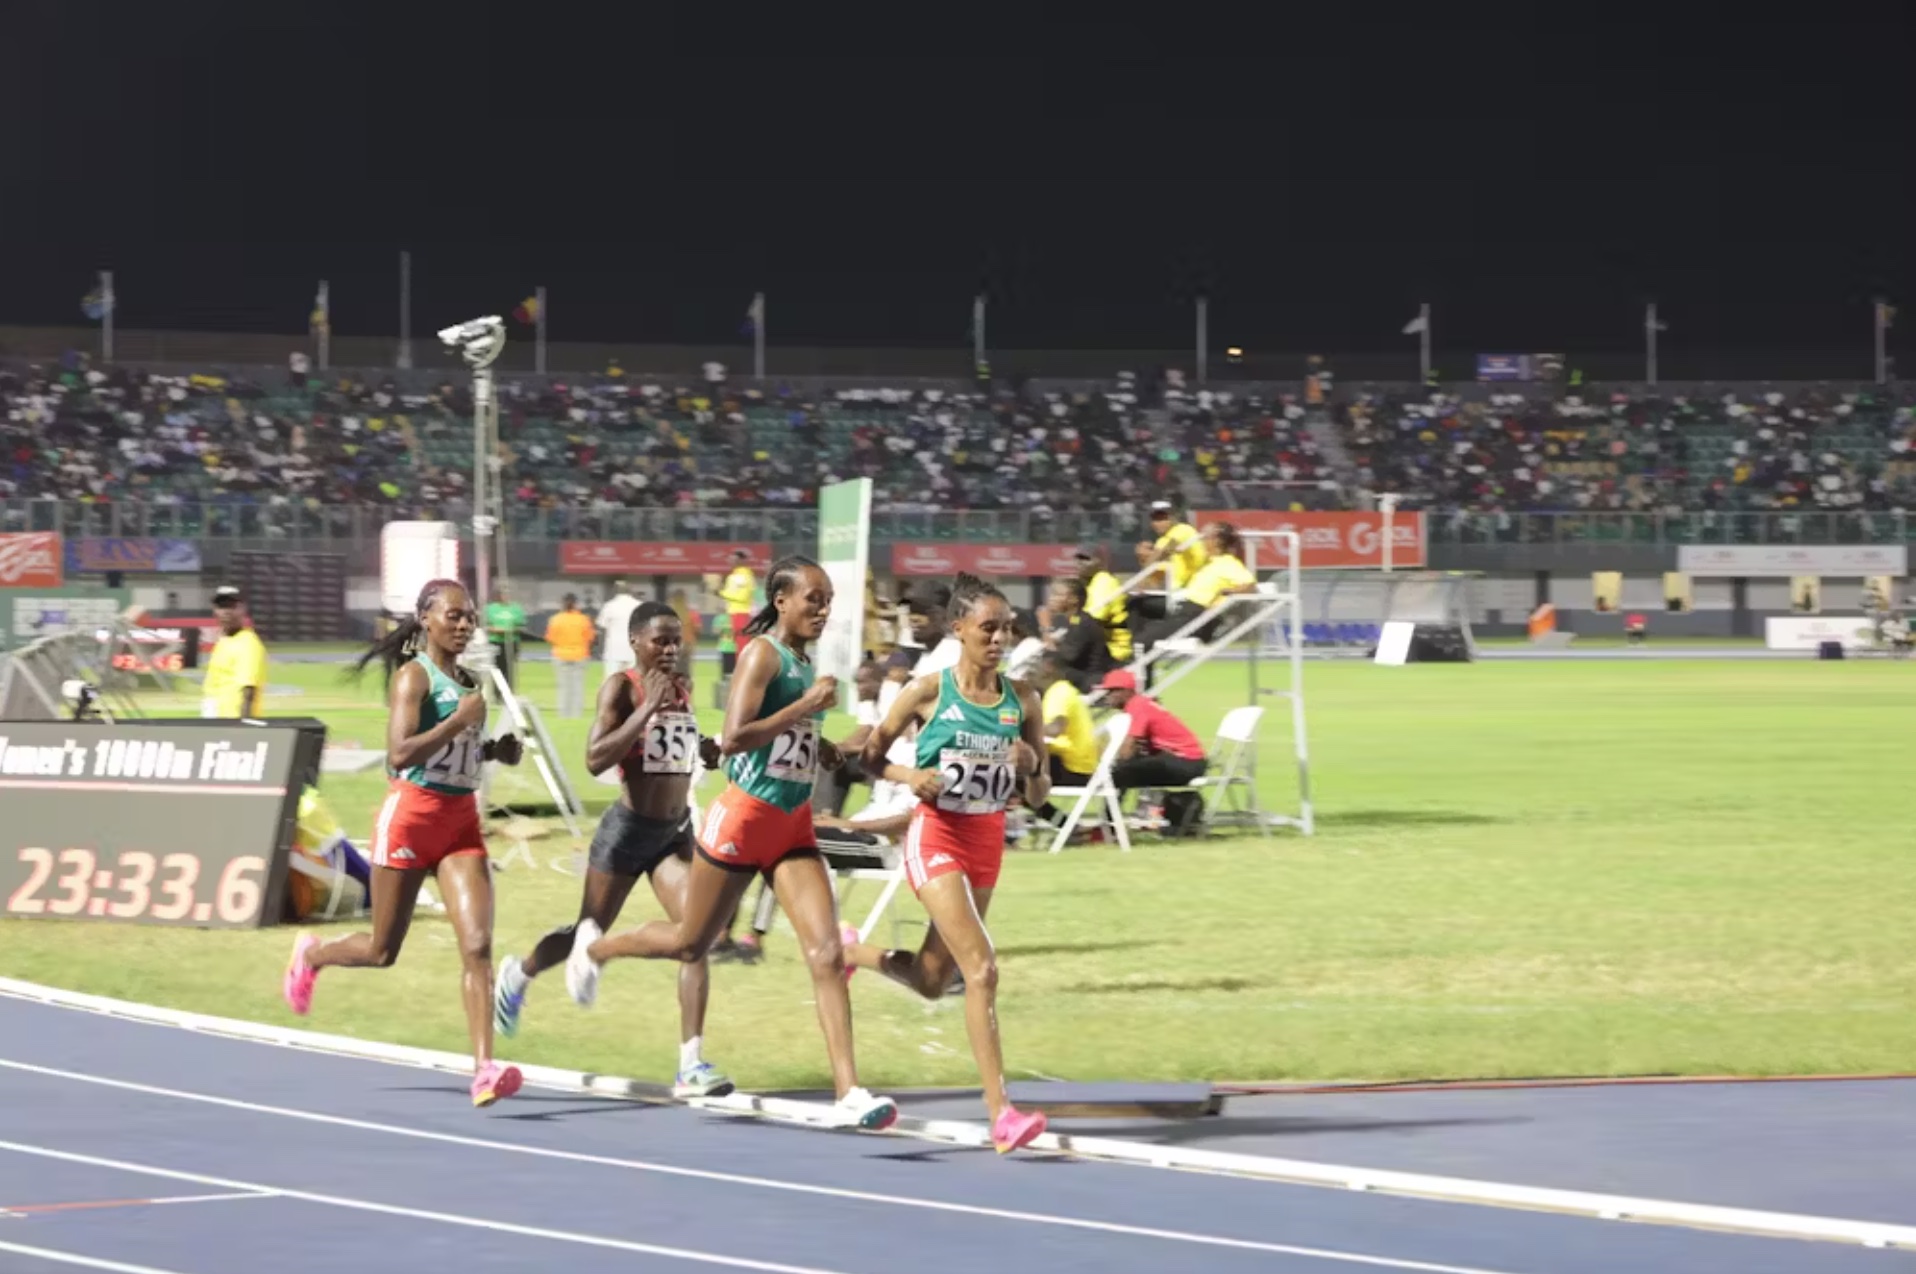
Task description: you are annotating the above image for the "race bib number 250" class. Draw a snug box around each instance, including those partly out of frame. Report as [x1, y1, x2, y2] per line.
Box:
[937, 748, 1015, 816]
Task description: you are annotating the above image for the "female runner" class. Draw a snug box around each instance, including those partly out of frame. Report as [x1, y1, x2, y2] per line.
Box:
[563, 556, 898, 1130]
[281, 579, 527, 1107]
[846, 572, 1052, 1153]
[492, 601, 734, 1099]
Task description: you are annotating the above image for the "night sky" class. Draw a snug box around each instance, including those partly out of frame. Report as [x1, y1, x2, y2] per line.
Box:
[5, 4, 1910, 358]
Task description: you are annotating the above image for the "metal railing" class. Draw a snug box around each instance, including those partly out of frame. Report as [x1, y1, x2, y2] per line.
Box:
[1, 499, 1909, 548]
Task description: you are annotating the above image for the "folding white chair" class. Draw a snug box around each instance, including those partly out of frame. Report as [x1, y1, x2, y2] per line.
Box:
[1158, 704, 1269, 838]
[1046, 712, 1133, 854]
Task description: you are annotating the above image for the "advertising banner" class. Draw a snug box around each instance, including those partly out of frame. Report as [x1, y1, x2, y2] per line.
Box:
[1677, 545, 1909, 578]
[890, 543, 1084, 578]
[65, 537, 203, 575]
[561, 542, 774, 575]
[815, 479, 871, 694]
[0, 533, 63, 589]
[2, 588, 132, 648]
[1193, 510, 1428, 570]
[1764, 616, 1878, 651]
[0, 720, 321, 929]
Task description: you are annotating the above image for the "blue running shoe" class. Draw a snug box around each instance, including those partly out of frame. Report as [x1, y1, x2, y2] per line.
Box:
[673, 1062, 736, 1099]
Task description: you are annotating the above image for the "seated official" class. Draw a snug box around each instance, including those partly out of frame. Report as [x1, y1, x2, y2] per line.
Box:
[1137, 521, 1257, 687]
[1043, 577, 1112, 693]
[1098, 670, 1209, 835]
[1128, 500, 1210, 625]
[1030, 652, 1100, 829]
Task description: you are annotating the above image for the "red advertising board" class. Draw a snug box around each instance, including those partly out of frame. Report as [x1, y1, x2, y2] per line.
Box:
[1194, 510, 1426, 570]
[561, 542, 774, 575]
[0, 532, 63, 588]
[891, 543, 1085, 578]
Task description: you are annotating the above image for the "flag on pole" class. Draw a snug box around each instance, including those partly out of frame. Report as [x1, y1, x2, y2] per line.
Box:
[81, 286, 111, 322]
[310, 282, 331, 335]
[1401, 311, 1428, 335]
[512, 295, 541, 325]
[1879, 301, 1898, 330]
[741, 293, 764, 336]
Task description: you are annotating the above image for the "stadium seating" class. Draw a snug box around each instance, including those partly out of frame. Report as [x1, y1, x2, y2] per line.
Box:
[2, 364, 1911, 541]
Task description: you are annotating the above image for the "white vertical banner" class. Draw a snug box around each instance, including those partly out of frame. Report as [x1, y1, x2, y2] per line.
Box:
[815, 477, 872, 693]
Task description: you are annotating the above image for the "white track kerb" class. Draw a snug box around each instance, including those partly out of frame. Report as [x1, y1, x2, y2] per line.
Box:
[0, 975, 1910, 1251]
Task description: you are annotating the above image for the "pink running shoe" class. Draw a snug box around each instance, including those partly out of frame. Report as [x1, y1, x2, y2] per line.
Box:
[282, 933, 319, 1016]
[839, 923, 860, 983]
[991, 1106, 1047, 1155]
[471, 1061, 523, 1108]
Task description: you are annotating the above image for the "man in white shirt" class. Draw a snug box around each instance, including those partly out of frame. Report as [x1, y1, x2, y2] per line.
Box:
[595, 579, 640, 678]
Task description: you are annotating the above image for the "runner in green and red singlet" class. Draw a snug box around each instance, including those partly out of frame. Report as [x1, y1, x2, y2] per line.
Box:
[849, 572, 1052, 1153]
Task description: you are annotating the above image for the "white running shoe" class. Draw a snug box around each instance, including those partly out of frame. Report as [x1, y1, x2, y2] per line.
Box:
[566, 919, 603, 1007]
[833, 1087, 899, 1132]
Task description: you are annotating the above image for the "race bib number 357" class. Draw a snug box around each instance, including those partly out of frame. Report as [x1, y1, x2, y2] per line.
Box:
[937, 748, 1015, 816]
[766, 721, 818, 782]
[643, 713, 700, 775]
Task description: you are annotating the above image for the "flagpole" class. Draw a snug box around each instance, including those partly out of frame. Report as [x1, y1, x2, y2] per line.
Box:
[1876, 299, 1889, 385]
[972, 294, 986, 368]
[1418, 302, 1431, 381]
[397, 250, 413, 370]
[100, 270, 115, 364]
[1645, 301, 1658, 386]
[1195, 296, 1209, 385]
[316, 280, 331, 372]
[753, 291, 766, 380]
[535, 285, 548, 375]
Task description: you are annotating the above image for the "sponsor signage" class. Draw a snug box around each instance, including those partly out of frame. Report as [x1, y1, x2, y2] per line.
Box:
[0, 721, 322, 929]
[816, 480, 872, 693]
[561, 542, 774, 575]
[0, 533, 63, 588]
[1194, 510, 1428, 570]
[1677, 545, 1909, 578]
[65, 537, 203, 575]
[891, 543, 1084, 578]
[1765, 616, 1878, 652]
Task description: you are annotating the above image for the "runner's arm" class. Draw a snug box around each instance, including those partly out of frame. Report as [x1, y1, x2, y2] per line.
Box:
[384, 662, 470, 771]
[1012, 679, 1051, 809]
[862, 674, 936, 780]
[584, 674, 654, 774]
[719, 639, 829, 756]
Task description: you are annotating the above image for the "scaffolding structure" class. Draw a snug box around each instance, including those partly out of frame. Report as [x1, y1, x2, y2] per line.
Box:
[1124, 528, 1313, 836]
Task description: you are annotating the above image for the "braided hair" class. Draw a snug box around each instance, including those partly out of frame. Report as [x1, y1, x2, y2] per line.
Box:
[351, 578, 466, 685]
[742, 555, 822, 638]
[947, 571, 1008, 624]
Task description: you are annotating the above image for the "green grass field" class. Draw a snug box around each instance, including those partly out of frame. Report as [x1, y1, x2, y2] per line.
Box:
[4, 647, 1913, 1091]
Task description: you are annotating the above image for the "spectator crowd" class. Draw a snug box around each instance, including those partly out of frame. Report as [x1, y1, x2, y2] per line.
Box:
[3, 359, 1911, 528]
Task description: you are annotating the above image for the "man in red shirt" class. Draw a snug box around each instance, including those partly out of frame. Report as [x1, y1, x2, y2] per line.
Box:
[1098, 671, 1208, 834]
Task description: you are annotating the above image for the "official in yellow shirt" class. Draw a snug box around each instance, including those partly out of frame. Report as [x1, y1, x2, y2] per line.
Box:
[1135, 522, 1259, 689]
[1074, 545, 1132, 663]
[201, 586, 268, 718]
[1039, 657, 1100, 782]
[1129, 500, 1211, 625]
[719, 551, 757, 646]
[544, 593, 597, 719]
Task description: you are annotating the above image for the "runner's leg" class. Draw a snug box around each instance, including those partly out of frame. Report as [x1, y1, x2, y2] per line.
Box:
[307, 865, 425, 970]
[436, 852, 502, 1069]
[769, 852, 862, 1100]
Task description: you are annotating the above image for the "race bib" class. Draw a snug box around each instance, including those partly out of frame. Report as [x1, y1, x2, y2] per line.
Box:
[421, 727, 484, 788]
[641, 712, 700, 775]
[766, 720, 819, 782]
[936, 747, 1016, 816]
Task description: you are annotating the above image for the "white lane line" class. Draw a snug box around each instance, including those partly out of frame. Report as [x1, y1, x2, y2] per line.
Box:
[1, 1191, 274, 1217]
[0, 1060, 1526, 1274]
[0, 1239, 198, 1274]
[0, 1139, 850, 1274]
